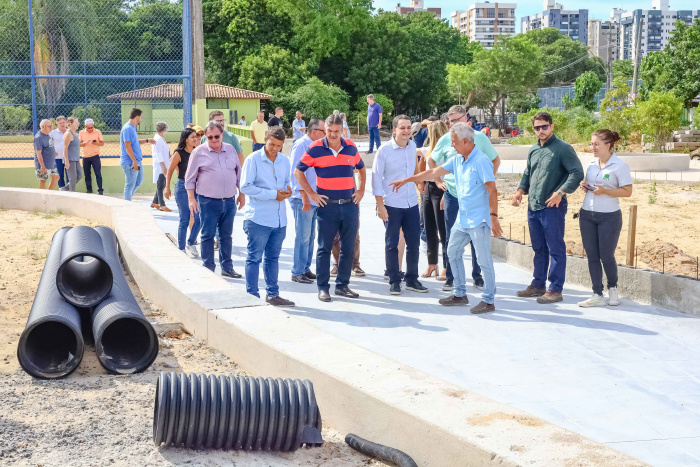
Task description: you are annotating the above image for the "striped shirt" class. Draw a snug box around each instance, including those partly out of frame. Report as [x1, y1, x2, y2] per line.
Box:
[297, 137, 365, 200]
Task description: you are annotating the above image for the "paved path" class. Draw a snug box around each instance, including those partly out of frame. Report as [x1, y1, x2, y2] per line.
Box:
[135, 178, 700, 466]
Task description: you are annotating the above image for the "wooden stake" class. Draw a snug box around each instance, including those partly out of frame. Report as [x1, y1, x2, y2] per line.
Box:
[626, 205, 638, 266]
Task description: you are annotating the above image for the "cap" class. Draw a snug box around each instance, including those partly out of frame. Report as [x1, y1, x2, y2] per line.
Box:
[85, 118, 94, 126]
[191, 125, 204, 134]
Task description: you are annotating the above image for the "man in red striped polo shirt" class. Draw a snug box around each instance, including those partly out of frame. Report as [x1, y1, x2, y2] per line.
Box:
[294, 114, 367, 302]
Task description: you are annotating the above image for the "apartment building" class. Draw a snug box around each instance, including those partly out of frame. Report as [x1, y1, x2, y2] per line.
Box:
[451, 2, 517, 49]
[588, 18, 620, 64]
[521, 0, 588, 44]
[395, 0, 441, 17]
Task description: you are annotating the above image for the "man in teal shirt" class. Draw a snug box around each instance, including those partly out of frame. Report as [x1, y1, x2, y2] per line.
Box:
[202, 110, 245, 167]
[428, 105, 500, 292]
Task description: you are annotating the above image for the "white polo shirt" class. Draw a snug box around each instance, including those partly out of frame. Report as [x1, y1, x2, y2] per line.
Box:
[49, 129, 65, 160]
[582, 154, 632, 213]
[372, 137, 418, 209]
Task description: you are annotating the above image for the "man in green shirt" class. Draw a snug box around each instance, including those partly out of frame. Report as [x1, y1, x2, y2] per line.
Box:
[428, 105, 501, 293]
[202, 110, 245, 168]
[511, 111, 584, 304]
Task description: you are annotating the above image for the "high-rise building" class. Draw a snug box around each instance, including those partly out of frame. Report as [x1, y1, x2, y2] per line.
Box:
[451, 2, 517, 49]
[395, 0, 441, 17]
[588, 17, 620, 65]
[619, 0, 699, 60]
[521, 0, 588, 45]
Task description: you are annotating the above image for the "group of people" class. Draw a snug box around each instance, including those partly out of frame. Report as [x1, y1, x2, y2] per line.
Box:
[33, 117, 104, 193]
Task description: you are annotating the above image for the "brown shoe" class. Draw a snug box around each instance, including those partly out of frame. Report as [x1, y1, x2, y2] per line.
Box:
[438, 294, 469, 306]
[537, 291, 563, 304]
[150, 203, 160, 209]
[330, 265, 338, 277]
[470, 301, 495, 314]
[159, 206, 172, 212]
[352, 266, 365, 277]
[516, 285, 547, 297]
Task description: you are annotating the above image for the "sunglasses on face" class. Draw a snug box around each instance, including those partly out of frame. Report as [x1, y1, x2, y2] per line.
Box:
[533, 124, 550, 132]
[448, 114, 466, 125]
[207, 134, 221, 140]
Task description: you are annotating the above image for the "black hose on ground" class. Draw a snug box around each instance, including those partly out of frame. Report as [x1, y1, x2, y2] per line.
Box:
[56, 226, 113, 307]
[92, 226, 158, 374]
[153, 372, 324, 451]
[17, 227, 85, 379]
[345, 433, 418, 467]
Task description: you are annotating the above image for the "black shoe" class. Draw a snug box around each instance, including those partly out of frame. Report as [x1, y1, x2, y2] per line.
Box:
[406, 281, 428, 293]
[221, 269, 242, 279]
[390, 283, 401, 295]
[438, 294, 469, 306]
[442, 280, 454, 291]
[292, 274, 313, 284]
[98, 190, 104, 195]
[318, 290, 332, 302]
[266, 295, 295, 307]
[473, 280, 484, 291]
[304, 271, 317, 280]
[335, 286, 359, 299]
[399, 271, 406, 283]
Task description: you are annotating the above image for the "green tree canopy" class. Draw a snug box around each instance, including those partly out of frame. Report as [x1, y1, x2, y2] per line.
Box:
[613, 60, 634, 80]
[564, 71, 602, 111]
[632, 90, 684, 152]
[236, 45, 315, 93]
[284, 77, 349, 119]
[599, 77, 633, 141]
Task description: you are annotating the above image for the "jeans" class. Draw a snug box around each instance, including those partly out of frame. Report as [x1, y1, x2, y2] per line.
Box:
[528, 199, 567, 292]
[419, 193, 426, 243]
[579, 208, 622, 295]
[316, 202, 359, 291]
[384, 205, 420, 285]
[174, 180, 200, 250]
[422, 181, 447, 266]
[447, 222, 496, 303]
[243, 220, 286, 298]
[65, 159, 83, 192]
[252, 142, 265, 152]
[444, 191, 482, 284]
[83, 156, 103, 194]
[368, 127, 381, 152]
[198, 195, 236, 272]
[290, 198, 317, 276]
[121, 163, 143, 201]
[56, 158, 68, 188]
[153, 173, 166, 206]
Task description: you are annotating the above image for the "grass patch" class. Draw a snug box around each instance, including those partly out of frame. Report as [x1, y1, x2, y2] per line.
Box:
[27, 231, 44, 240]
[43, 209, 63, 219]
[25, 246, 47, 261]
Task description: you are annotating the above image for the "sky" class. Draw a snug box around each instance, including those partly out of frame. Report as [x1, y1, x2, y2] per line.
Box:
[374, 0, 700, 32]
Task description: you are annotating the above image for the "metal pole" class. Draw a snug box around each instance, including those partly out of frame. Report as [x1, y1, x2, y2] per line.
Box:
[28, 0, 38, 136]
[84, 62, 88, 118]
[182, 0, 192, 127]
[631, 17, 643, 97]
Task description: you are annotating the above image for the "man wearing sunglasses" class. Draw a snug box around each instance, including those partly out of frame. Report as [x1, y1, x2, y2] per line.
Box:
[185, 121, 245, 278]
[511, 112, 583, 304]
[202, 110, 245, 168]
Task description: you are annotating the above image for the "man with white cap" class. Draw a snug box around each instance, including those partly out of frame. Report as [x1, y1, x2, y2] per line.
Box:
[79, 118, 105, 195]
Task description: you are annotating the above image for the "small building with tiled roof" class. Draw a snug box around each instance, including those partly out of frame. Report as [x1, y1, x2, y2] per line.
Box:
[108, 84, 272, 133]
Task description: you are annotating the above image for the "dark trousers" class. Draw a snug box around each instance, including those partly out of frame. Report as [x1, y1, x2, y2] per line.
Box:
[56, 158, 69, 188]
[528, 199, 568, 292]
[384, 205, 420, 285]
[152, 173, 166, 206]
[199, 195, 236, 272]
[368, 127, 381, 152]
[422, 181, 447, 266]
[83, 156, 103, 194]
[316, 202, 359, 291]
[332, 215, 360, 268]
[252, 142, 264, 151]
[444, 190, 483, 284]
[579, 208, 622, 295]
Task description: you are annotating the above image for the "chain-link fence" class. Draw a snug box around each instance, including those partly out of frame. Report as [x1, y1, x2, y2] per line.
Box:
[0, 0, 191, 159]
[537, 80, 643, 111]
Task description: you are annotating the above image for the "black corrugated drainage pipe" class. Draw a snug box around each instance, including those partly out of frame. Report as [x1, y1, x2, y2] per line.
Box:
[17, 227, 85, 379]
[56, 226, 113, 308]
[153, 372, 324, 451]
[92, 226, 158, 374]
[345, 433, 418, 467]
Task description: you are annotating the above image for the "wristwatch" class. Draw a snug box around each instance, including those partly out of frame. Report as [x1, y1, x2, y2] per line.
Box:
[556, 190, 565, 197]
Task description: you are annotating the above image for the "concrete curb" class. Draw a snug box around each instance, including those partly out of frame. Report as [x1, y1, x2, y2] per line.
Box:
[0, 188, 647, 466]
[491, 236, 700, 317]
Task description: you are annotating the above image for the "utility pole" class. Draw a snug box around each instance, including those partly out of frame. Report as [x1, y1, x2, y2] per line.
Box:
[191, 0, 206, 123]
[631, 16, 643, 98]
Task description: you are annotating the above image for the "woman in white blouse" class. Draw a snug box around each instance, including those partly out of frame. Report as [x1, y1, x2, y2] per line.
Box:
[578, 129, 633, 308]
[150, 121, 171, 212]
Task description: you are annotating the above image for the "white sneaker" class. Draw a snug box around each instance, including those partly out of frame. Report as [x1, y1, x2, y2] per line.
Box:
[578, 294, 608, 308]
[186, 244, 200, 258]
[608, 287, 620, 306]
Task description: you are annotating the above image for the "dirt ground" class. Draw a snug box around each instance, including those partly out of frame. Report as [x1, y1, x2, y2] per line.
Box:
[0, 209, 389, 466]
[496, 175, 700, 277]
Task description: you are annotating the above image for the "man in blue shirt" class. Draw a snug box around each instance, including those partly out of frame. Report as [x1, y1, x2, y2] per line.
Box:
[390, 122, 503, 314]
[289, 118, 326, 284]
[366, 94, 383, 154]
[120, 108, 152, 200]
[292, 111, 306, 142]
[240, 126, 295, 307]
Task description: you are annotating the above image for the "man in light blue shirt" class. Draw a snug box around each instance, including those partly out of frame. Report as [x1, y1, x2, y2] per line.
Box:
[240, 126, 294, 307]
[120, 108, 152, 200]
[372, 115, 427, 295]
[289, 118, 326, 284]
[292, 111, 306, 142]
[390, 123, 502, 313]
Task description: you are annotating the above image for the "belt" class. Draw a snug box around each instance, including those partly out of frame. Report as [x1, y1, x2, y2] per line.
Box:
[325, 198, 354, 205]
[199, 194, 234, 201]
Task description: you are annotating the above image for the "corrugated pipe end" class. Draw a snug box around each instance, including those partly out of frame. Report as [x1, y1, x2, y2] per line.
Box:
[17, 316, 84, 379]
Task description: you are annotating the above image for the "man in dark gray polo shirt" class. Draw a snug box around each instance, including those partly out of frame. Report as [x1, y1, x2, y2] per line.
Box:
[34, 119, 59, 190]
[511, 112, 583, 304]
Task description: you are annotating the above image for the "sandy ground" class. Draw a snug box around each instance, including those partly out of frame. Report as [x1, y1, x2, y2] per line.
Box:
[0, 209, 388, 467]
[496, 175, 700, 277]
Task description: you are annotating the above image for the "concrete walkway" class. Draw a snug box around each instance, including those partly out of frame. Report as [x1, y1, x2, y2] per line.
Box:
[136, 179, 700, 467]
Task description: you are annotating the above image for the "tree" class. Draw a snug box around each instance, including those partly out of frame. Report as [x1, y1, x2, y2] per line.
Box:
[507, 92, 541, 113]
[599, 77, 634, 141]
[286, 77, 349, 119]
[563, 71, 602, 111]
[236, 45, 314, 93]
[613, 60, 634, 80]
[632, 90, 684, 152]
[124, 1, 184, 62]
[70, 105, 108, 131]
